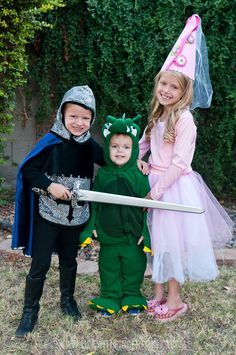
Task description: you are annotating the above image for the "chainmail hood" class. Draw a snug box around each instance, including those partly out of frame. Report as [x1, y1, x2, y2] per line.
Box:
[51, 85, 96, 143]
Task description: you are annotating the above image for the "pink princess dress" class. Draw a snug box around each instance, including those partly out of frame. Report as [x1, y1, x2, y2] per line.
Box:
[139, 109, 234, 284]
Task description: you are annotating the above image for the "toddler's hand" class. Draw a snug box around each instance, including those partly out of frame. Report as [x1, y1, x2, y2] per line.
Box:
[137, 236, 144, 245]
[47, 183, 71, 200]
[92, 230, 97, 238]
[145, 192, 153, 200]
[137, 159, 149, 175]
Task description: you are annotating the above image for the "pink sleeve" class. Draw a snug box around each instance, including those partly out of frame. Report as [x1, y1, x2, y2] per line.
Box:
[138, 130, 150, 159]
[151, 114, 197, 200]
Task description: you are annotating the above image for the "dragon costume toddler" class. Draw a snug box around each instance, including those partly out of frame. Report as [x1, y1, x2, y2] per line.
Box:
[80, 114, 152, 315]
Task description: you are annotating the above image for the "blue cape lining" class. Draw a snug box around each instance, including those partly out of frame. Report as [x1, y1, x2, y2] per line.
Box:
[12, 133, 62, 256]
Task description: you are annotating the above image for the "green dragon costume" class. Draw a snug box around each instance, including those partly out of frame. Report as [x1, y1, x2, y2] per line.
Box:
[80, 114, 152, 315]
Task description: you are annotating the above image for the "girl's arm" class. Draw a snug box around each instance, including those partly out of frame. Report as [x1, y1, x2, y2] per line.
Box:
[151, 114, 197, 200]
[138, 129, 150, 159]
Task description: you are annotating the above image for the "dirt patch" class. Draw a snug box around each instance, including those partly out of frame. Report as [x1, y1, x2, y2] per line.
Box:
[0, 201, 15, 219]
[217, 259, 236, 266]
[0, 249, 30, 268]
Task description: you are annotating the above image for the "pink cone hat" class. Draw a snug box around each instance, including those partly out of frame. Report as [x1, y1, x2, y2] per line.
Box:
[161, 14, 201, 80]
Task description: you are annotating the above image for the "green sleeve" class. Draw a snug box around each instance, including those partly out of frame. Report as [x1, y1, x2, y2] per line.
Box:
[79, 202, 99, 244]
[142, 173, 150, 196]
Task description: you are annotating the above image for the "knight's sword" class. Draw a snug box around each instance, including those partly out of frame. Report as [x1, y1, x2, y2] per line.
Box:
[71, 182, 204, 214]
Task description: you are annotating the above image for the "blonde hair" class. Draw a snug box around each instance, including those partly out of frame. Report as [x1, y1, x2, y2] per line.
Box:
[145, 70, 193, 142]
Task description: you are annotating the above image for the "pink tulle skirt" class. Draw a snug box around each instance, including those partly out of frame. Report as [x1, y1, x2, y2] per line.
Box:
[147, 171, 234, 284]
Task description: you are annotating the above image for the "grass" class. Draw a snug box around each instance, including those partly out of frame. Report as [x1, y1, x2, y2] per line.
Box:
[0, 253, 235, 355]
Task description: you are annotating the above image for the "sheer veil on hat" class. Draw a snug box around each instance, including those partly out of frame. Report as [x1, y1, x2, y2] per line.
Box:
[161, 14, 213, 109]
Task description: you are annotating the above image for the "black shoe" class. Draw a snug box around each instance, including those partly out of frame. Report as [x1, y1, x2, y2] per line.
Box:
[15, 311, 38, 338]
[59, 265, 82, 321]
[61, 297, 82, 321]
[15, 275, 45, 338]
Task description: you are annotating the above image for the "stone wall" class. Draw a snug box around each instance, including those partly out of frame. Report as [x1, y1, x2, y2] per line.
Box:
[0, 93, 37, 188]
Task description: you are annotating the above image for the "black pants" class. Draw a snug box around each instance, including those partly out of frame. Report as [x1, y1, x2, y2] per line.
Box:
[29, 217, 85, 279]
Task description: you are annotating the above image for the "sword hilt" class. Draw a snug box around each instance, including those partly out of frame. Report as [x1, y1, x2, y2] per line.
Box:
[71, 181, 86, 209]
[32, 187, 49, 196]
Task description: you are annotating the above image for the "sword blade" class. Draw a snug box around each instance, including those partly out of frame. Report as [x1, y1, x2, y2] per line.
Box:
[76, 189, 204, 214]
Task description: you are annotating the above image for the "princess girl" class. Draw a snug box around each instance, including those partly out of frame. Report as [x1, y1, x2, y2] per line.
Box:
[139, 14, 234, 322]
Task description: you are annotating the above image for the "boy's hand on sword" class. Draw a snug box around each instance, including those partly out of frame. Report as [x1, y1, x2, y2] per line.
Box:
[47, 183, 71, 200]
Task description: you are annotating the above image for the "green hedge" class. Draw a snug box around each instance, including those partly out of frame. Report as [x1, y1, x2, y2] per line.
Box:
[0, 0, 64, 194]
[29, 0, 236, 196]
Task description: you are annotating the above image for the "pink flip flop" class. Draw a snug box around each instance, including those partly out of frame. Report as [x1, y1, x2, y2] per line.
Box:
[146, 298, 167, 316]
[154, 303, 188, 322]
